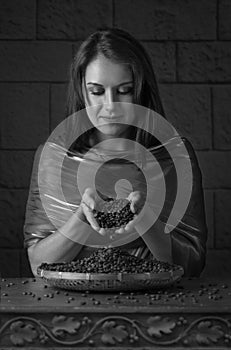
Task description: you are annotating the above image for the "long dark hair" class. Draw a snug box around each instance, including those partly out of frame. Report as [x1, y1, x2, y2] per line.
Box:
[66, 27, 165, 151]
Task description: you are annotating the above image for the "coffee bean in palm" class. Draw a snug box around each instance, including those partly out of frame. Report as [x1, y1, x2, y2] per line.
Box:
[94, 198, 134, 228]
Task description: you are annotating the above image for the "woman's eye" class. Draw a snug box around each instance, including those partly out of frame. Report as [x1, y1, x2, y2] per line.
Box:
[118, 87, 133, 95]
[89, 89, 104, 95]
[88, 87, 133, 96]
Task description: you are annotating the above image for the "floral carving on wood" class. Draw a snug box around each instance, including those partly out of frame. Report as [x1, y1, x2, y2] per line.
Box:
[195, 321, 223, 345]
[147, 316, 176, 337]
[0, 314, 231, 347]
[101, 321, 128, 345]
[9, 321, 37, 346]
[51, 315, 81, 336]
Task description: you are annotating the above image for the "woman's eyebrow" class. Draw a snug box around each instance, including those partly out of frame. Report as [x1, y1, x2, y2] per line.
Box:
[86, 81, 133, 86]
[86, 82, 103, 86]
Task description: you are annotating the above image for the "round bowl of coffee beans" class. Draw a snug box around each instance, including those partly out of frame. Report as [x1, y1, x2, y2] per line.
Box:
[37, 248, 184, 292]
[93, 198, 135, 229]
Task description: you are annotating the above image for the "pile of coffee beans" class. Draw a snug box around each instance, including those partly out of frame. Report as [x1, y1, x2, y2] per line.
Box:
[39, 247, 180, 274]
[93, 198, 135, 229]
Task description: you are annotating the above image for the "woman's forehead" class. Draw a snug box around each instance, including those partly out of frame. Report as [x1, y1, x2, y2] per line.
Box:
[85, 55, 132, 85]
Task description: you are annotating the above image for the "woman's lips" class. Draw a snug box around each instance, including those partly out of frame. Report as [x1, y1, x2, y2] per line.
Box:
[100, 115, 122, 118]
[100, 116, 122, 121]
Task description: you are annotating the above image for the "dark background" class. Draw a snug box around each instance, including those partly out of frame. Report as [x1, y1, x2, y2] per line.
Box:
[0, 0, 230, 277]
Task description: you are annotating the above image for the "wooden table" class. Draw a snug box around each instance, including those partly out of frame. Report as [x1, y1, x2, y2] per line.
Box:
[0, 277, 231, 349]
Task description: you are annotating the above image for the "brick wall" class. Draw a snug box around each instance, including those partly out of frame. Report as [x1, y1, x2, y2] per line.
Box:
[0, 0, 230, 277]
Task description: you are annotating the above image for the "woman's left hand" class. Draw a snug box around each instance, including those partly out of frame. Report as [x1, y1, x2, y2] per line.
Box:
[113, 191, 145, 235]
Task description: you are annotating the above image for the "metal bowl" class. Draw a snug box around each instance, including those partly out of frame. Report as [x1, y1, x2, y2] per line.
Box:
[37, 267, 184, 292]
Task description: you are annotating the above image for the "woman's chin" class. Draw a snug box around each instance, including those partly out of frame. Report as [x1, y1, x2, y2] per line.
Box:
[97, 124, 128, 138]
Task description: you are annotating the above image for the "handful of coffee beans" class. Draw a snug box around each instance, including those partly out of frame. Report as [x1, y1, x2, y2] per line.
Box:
[93, 198, 135, 229]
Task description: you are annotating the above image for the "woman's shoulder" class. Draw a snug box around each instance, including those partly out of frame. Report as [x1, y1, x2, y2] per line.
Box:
[31, 144, 45, 168]
[34, 143, 45, 157]
[180, 137, 202, 181]
[33, 142, 62, 163]
[180, 136, 193, 148]
[180, 137, 198, 158]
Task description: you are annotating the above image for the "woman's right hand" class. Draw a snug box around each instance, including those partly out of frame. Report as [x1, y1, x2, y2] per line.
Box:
[77, 188, 103, 233]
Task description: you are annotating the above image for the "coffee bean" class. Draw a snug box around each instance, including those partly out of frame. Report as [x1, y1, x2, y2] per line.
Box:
[94, 199, 134, 228]
[39, 247, 181, 274]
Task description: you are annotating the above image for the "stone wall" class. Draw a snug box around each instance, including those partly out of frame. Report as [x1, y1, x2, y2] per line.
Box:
[0, 0, 230, 277]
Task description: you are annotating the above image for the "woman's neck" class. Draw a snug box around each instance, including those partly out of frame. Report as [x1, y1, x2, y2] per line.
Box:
[93, 131, 133, 153]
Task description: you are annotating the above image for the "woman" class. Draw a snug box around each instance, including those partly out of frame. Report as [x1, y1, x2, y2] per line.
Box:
[24, 28, 207, 276]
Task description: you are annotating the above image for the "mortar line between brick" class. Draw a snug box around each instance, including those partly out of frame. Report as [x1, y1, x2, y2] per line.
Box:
[213, 191, 217, 249]
[35, 0, 38, 40]
[175, 42, 178, 82]
[0, 188, 29, 190]
[216, 0, 219, 40]
[210, 87, 214, 150]
[129, 39, 224, 43]
[197, 149, 231, 153]
[0, 149, 37, 151]
[205, 189, 214, 250]
[204, 187, 231, 190]
[0, 81, 69, 84]
[0, 39, 86, 42]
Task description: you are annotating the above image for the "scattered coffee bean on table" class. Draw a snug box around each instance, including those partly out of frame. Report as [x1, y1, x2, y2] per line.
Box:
[93, 198, 135, 229]
[39, 247, 180, 274]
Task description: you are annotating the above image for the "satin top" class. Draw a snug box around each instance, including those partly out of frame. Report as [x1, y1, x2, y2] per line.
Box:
[24, 136, 207, 277]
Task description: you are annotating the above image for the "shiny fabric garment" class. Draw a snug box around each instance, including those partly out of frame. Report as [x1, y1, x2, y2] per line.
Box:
[24, 136, 207, 277]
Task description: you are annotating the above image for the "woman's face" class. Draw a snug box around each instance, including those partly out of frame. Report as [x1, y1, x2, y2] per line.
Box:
[83, 54, 135, 140]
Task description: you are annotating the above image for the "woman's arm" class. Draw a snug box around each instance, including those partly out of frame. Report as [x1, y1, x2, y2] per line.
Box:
[132, 205, 172, 263]
[140, 222, 172, 263]
[28, 209, 92, 276]
[127, 138, 207, 276]
[169, 138, 207, 276]
[24, 145, 99, 276]
[142, 138, 207, 276]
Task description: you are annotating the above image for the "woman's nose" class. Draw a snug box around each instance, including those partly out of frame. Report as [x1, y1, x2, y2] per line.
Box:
[105, 89, 117, 113]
